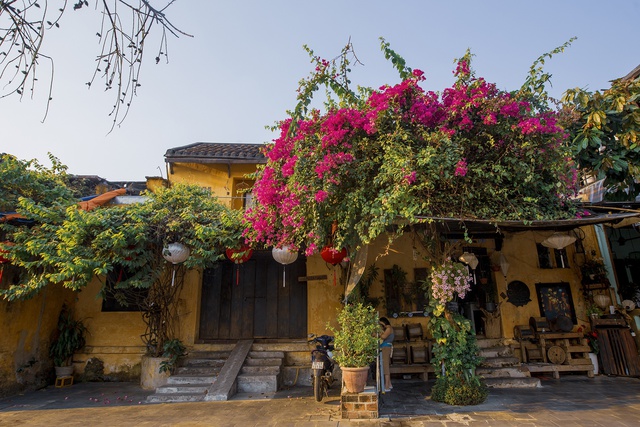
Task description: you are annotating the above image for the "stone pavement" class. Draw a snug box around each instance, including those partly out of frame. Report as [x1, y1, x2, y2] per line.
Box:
[1, 375, 640, 426]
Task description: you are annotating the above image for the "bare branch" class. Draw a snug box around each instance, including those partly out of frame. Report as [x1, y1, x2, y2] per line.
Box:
[0, 0, 192, 131]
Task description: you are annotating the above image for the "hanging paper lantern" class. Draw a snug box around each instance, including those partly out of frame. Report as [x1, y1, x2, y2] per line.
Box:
[593, 294, 611, 310]
[0, 241, 14, 264]
[162, 242, 190, 264]
[0, 243, 10, 283]
[321, 246, 347, 266]
[459, 252, 479, 284]
[541, 233, 576, 268]
[163, 242, 190, 288]
[459, 252, 479, 270]
[499, 253, 510, 278]
[272, 246, 298, 287]
[226, 245, 253, 286]
[226, 246, 253, 264]
[272, 245, 298, 265]
[541, 233, 576, 250]
[321, 246, 347, 287]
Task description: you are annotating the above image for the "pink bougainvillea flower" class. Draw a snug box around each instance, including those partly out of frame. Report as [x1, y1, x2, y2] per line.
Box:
[454, 159, 468, 177]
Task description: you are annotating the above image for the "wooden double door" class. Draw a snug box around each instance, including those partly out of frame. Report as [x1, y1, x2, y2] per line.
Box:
[198, 250, 307, 340]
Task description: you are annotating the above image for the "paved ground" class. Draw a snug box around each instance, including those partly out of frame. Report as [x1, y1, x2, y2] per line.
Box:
[1, 375, 640, 426]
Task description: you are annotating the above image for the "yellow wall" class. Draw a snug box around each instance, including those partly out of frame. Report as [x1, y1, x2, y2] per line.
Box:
[167, 162, 257, 209]
[73, 268, 204, 378]
[0, 283, 76, 397]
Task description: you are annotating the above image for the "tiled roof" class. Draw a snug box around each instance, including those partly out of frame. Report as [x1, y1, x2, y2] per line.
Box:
[622, 64, 640, 81]
[164, 142, 267, 164]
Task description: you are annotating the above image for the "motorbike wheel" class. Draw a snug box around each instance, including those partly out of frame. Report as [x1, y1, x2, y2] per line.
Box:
[313, 374, 324, 402]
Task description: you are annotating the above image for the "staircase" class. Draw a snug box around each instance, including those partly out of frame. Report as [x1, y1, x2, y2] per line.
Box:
[146, 350, 230, 403]
[146, 342, 286, 403]
[475, 338, 541, 388]
[236, 350, 285, 394]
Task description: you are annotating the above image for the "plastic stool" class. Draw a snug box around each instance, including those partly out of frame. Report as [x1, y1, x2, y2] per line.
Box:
[55, 376, 73, 388]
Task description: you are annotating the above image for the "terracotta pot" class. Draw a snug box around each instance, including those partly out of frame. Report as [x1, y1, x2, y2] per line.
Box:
[341, 366, 369, 393]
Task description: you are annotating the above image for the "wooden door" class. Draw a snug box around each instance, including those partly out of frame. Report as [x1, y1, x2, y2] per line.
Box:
[198, 250, 307, 340]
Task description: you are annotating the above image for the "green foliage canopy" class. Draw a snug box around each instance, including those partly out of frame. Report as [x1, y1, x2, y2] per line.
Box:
[0, 156, 244, 301]
[562, 70, 640, 201]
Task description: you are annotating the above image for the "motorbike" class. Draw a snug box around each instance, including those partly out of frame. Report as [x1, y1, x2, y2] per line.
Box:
[308, 333, 335, 402]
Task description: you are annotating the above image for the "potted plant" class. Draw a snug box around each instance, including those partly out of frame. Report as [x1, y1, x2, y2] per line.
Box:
[586, 301, 604, 319]
[580, 251, 608, 284]
[158, 339, 187, 374]
[49, 304, 88, 377]
[330, 302, 378, 393]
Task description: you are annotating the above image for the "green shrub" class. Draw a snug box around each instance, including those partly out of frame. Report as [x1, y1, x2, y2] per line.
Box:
[430, 376, 488, 406]
[330, 302, 378, 367]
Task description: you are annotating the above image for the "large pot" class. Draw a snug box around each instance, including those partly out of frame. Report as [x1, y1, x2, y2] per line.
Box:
[341, 366, 369, 393]
[140, 356, 171, 390]
[55, 366, 74, 378]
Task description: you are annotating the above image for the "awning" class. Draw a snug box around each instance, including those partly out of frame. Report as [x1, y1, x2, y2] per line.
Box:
[77, 188, 126, 211]
[414, 210, 640, 236]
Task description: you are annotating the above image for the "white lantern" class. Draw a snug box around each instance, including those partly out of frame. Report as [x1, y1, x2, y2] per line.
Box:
[162, 242, 190, 287]
[499, 253, 510, 279]
[272, 246, 298, 265]
[272, 245, 298, 287]
[541, 233, 576, 250]
[541, 233, 576, 268]
[163, 242, 190, 264]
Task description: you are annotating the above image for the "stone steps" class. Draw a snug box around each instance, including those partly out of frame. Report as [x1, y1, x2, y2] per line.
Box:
[167, 374, 217, 385]
[476, 366, 530, 378]
[480, 356, 521, 368]
[484, 377, 541, 388]
[475, 338, 541, 388]
[236, 350, 284, 393]
[146, 350, 229, 403]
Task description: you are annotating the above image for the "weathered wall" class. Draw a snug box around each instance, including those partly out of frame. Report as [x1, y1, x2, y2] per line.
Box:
[73, 267, 203, 380]
[0, 282, 76, 397]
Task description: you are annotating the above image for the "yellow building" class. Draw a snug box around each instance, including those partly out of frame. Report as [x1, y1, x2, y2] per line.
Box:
[3, 142, 640, 397]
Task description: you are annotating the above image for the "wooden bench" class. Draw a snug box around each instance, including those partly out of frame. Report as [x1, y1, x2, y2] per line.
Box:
[526, 362, 594, 379]
[388, 363, 435, 380]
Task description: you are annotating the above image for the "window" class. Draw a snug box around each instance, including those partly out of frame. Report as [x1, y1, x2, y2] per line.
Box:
[536, 244, 552, 269]
[101, 268, 148, 312]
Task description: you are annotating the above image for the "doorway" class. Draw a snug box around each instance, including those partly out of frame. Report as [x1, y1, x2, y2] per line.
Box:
[198, 250, 307, 340]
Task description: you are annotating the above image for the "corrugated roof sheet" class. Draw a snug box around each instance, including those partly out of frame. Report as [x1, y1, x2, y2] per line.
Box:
[164, 142, 267, 164]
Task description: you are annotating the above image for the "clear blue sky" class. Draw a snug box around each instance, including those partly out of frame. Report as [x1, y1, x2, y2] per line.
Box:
[2, 1, 639, 181]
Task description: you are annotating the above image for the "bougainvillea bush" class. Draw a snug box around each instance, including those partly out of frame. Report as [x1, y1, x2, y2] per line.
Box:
[244, 40, 579, 254]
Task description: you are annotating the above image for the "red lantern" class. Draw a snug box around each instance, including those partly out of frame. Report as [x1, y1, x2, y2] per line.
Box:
[321, 246, 347, 286]
[321, 246, 347, 265]
[226, 246, 253, 285]
[0, 242, 14, 283]
[225, 246, 253, 264]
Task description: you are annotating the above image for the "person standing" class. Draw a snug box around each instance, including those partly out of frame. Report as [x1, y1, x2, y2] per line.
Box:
[379, 317, 394, 392]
